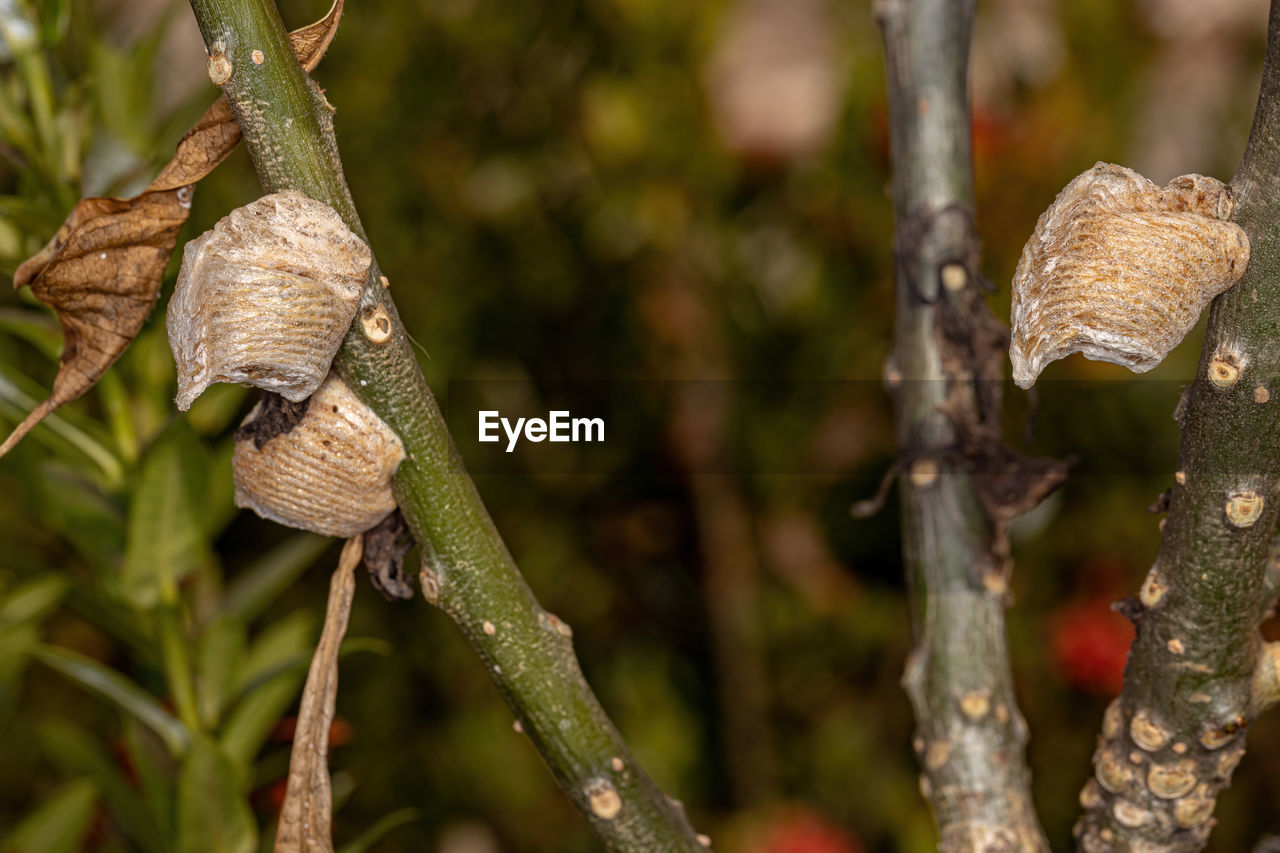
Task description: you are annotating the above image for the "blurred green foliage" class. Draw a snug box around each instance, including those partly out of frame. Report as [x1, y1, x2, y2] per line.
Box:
[1, 0, 1279, 851]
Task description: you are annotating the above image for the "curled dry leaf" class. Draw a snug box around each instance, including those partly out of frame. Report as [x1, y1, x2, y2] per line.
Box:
[274, 534, 361, 853]
[0, 0, 346, 459]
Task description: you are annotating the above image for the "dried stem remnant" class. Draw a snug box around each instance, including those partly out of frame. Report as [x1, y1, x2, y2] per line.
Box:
[233, 374, 403, 538]
[1011, 163, 1249, 388]
[361, 510, 414, 600]
[274, 534, 361, 853]
[167, 190, 371, 410]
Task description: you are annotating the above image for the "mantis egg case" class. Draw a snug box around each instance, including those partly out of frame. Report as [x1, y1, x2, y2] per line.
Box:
[167, 190, 371, 410]
[1010, 163, 1249, 389]
[233, 374, 404, 538]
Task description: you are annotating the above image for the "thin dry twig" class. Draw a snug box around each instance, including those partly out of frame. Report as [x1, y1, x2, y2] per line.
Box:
[274, 534, 361, 853]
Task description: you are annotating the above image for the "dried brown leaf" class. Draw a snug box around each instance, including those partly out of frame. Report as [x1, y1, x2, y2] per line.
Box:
[274, 534, 361, 853]
[1, 0, 345, 458]
[291, 0, 345, 74]
[148, 99, 242, 193]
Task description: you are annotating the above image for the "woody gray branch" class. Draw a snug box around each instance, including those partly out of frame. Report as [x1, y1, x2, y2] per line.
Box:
[1003, 2, 1280, 849]
[876, 0, 1058, 849]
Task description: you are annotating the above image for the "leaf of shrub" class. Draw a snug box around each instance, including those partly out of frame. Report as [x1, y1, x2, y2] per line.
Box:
[121, 420, 209, 610]
[0, 778, 98, 853]
[197, 615, 248, 729]
[176, 736, 258, 853]
[0, 0, 346, 459]
[33, 644, 190, 757]
[335, 808, 421, 853]
[37, 721, 166, 853]
[220, 611, 316, 768]
[123, 719, 178, 842]
[0, 574, 70, 628]
[220, 533, 331, 625]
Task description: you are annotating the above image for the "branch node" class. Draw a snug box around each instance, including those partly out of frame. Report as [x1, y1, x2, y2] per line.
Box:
[584, 778, 622, 820]
[539, 610, 574, 640]
[207, 40, 232, 84]
[418, 558, 440, 605]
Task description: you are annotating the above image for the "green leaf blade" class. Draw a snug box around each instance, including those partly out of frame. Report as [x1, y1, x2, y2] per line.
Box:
[0, 778, 98, 853]
[120, 420, 210, 609]
[176, 736, 257, 853]
[33, 644, 189, 756]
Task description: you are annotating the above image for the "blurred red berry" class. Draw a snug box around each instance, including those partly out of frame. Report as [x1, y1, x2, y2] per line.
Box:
[1050, 597, 1134, 696]
[109, 737, 139, 786]
[970, 108, 1007, 166]
[746, 808, 863, 853]
[270, 715, 353, 746]
[270, 716, 297, 742]
[260, 778, 289, 814]
[329, 716, 354, 746]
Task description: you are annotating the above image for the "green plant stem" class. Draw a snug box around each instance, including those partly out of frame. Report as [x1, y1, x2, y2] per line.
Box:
[877, 0, 1051, 848]
[182, 0, 706, 848]
[156, 513, 200, 734]
[1075, 2, 1280, 849]
[157, 605, 202, 735]
[97, 369, 139, 465]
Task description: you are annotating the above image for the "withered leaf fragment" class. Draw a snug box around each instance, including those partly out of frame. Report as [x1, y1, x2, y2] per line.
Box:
[362, 510, 415, 600]
[4, 188, 194, 460]
[1, 0, 346, 458]
[274, 534, 360, 853]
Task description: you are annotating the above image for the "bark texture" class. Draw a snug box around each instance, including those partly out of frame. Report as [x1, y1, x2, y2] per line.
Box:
[878, 0, 1063, 848]
[1075, 2, 1280, 850]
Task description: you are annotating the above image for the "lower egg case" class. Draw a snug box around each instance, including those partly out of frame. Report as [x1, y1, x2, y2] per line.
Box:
[232, 373, 404, 538]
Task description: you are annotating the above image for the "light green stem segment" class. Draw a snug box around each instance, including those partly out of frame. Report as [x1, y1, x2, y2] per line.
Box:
[183, 0, 706, 848]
